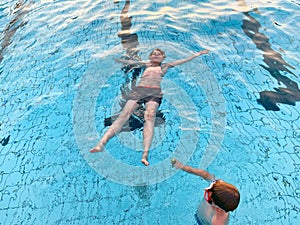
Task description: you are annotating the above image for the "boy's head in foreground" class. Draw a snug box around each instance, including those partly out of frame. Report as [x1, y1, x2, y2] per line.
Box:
[204, 180, 240, 212]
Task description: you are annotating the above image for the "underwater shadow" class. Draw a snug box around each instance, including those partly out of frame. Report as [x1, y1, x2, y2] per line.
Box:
[241, 9, 300, 111]
[0, 1, 29, 65]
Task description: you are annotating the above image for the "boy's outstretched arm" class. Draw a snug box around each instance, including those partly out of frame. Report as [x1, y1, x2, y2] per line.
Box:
[172, 158, 214, 181]
[167, 49, 209, 67]
[114, 58, 146, 67]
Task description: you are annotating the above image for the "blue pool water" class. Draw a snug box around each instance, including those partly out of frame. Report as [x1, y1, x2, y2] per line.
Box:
[1, 0, 299, 224]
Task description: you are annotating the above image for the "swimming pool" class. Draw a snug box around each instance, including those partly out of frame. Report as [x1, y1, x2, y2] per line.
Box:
[1, 0, 299, 224]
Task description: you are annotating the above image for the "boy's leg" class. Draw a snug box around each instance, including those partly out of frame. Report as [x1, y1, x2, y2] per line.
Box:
[90, 100, 139, 152]
[141, 101, 159, 166]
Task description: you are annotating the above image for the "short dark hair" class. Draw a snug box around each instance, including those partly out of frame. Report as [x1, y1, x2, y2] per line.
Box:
[211, 180, 240, 212]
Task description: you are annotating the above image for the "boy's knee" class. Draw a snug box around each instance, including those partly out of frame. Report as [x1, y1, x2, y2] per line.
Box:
[144, 109, 156, 121]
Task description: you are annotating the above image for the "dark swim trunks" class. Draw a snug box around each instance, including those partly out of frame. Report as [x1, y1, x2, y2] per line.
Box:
[128, 86, 163, 105]
[195, 213, 204, 225]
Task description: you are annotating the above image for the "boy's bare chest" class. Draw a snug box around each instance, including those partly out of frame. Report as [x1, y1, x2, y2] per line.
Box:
[143, 66, 163, 77]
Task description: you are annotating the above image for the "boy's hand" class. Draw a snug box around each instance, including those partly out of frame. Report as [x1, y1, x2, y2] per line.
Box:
[171, 158, 183, 169]
[195, 49, 210, 56]
[114, 58, 123, 63]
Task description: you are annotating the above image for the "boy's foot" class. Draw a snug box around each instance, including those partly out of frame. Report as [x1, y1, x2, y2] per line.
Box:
[89, 142, 105, 153]
[141, 158, 149, 166]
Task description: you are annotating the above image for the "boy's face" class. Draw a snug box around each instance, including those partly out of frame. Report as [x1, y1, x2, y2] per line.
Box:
[149, 50, 165, 63]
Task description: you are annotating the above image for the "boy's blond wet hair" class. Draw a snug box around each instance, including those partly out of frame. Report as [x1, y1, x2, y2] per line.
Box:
[149, 48, 166, 58]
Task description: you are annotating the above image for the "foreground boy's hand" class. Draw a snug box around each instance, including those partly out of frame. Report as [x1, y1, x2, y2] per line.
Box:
[171, 158, 184, 169]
